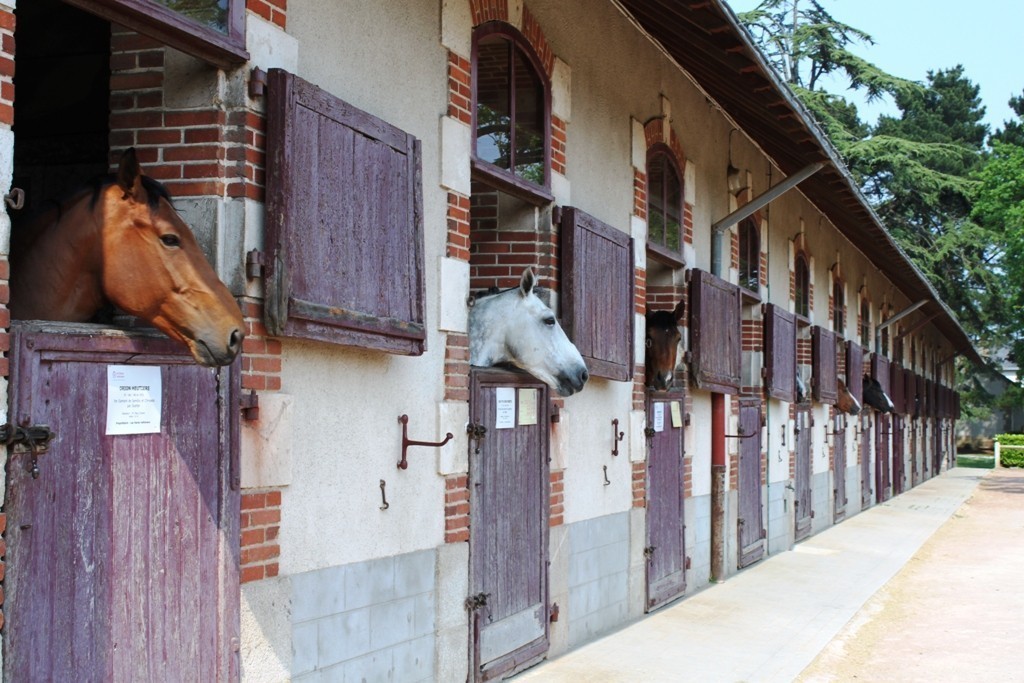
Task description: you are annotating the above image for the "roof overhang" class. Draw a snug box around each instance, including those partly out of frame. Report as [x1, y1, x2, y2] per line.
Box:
[613, 0, 982, 366]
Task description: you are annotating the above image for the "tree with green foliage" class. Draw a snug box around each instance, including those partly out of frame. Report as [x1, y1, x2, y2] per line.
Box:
[737, 3, 1007, 349]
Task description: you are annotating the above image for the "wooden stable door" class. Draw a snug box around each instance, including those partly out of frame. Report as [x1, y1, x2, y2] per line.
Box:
[860, 413, 873, 509]
[3, 323, 240, 682]
[832, 414, 847, 522]
[469, 369, 549, 682]
[892, 416, 906, 495]
[875, 413, 891, 503]
[645, 393, 686, 611]
[737, 398, 765, 568]
[793, 406, 812, 542]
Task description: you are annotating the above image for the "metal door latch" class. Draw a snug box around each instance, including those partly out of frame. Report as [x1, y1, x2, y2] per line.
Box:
[1, 424, 56, 479]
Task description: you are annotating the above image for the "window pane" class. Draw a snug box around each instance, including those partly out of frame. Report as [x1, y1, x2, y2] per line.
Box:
[476, 37, 512, 170]
[513, 46, 545, 184]
[795, 257, 809, 318]
[648, 156, 665, 246]
[153, 0, 228, 34]
[664, 161, 682, 251]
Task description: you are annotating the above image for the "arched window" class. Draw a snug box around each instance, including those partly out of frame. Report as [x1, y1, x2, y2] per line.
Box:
[833, 279, 844, 334]
[473, 24, 550, 191]
[794, 253, 810, 319]
[860, 299, 870, 347]
[646, 144, 684, 266]
[738, 218, 759, 293]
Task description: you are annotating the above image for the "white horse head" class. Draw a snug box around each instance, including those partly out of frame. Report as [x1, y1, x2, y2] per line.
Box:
[468, 268, 589, 397]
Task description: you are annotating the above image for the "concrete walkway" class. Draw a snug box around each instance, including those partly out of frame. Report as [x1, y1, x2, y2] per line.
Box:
[515, 467, 994, 683]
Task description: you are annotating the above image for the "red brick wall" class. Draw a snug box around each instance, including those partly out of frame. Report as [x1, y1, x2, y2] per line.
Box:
[447, 191, 471, 262]
[549, 469, 564, 525]
[0, 10, 13, 126]
[108, 28, 263, 201]
[447, 51, 472, 125]
[445, 475, 470, 543]
[551, 115, 567, 176]
[0, 8, 13, 631]
[240, 489, 282, 583]
[444, 333, 470, 402]
[632, 462, 646, 508]
[246, 0, 287, 29]
[240, 300, 282, 392]
[471, 0, 510, 26]
[469, 182, 559, 293]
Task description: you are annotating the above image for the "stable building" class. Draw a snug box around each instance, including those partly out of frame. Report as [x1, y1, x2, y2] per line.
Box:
[0, 0, 976, 681]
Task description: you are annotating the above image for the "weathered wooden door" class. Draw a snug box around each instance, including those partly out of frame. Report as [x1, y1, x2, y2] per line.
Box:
[469, 369, 549, 681]
[860, 413, 872, 509]
[892, 415, 905, 495]
[875, 413, 891, 503]
[832, 415, 847, 522]
[645, 392, 686, 611]
[4, 322, 240, 682]
[736, 398, 764, 568]
[793, 405, 812, 542]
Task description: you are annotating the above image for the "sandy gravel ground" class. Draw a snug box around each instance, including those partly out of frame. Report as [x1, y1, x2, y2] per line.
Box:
[798, 467, 1024, 683]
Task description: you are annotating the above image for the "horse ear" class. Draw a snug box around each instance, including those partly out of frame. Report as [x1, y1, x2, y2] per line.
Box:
[672, 299, 685, 322]
[519, 267, 536, 297]
[116, 147, 144, 201]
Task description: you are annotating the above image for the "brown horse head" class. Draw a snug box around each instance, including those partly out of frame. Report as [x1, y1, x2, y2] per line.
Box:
[836, 378, 862, 415]
[645, 300, 685, 391]
[10, 149, 244, 366]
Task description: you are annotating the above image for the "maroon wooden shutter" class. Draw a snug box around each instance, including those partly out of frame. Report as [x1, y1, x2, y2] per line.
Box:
[689, 269, 741, 394]
[811, 326, 837, 404]
[890, 363, 905, 416]
[264, 69, 426, 355]
[763, 304, 797, 402]
[906, 371, 919, 417]
[560, 207, 635, 381]
[845, 340, 863, 403]
[871, 353, 890, 394]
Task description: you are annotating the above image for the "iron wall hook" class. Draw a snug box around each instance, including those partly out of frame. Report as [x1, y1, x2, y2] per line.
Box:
[379, 479, 390, 510]
[603, 465, 611, 486]
[611, 418, 625, 456]
[397, 414, 454, 470]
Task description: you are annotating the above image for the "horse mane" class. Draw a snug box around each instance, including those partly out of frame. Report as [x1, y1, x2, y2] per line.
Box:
[470, 283, 551, 304]
[11, 173, 174, 263]
[647, 309, 678, 329]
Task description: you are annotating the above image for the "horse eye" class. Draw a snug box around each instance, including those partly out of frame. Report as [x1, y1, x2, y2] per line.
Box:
[543, 316, 556, 327]
[160, 234, 181, 248]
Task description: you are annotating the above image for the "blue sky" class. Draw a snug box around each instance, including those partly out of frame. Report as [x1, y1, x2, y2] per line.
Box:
[725, 0, 1023, 134]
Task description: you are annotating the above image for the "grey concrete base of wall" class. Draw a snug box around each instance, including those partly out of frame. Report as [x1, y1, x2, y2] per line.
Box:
[290, 549, 436, 682]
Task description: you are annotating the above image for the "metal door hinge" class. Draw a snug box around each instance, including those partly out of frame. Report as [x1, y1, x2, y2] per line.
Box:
[465, 592, 490, 611]
[246, 249, 266, 279]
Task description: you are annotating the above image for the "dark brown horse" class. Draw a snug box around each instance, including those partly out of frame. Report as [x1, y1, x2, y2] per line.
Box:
[645, 300, 685, 391]
[836, 378, 862, 415]
[10, 149, 244, 366]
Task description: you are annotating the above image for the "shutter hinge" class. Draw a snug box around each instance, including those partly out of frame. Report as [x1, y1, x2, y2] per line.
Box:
[240, 389, 260, 421]
[246, 249, 266, 280]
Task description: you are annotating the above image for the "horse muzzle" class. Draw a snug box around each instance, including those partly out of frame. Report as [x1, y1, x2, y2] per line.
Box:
[556, 365, 590, 396]
[192, 327, 244, 367]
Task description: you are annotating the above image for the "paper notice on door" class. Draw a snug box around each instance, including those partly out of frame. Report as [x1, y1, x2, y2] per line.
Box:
[670, 401, 683, 428]
[495, 387, 516, 429]
[106, 365, 162, 435]
[518, 388, 538, 426]
[653, 402, 665, 432]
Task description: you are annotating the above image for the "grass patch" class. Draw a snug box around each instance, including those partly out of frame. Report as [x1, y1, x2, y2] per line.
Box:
[957, 454, 995, 469]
